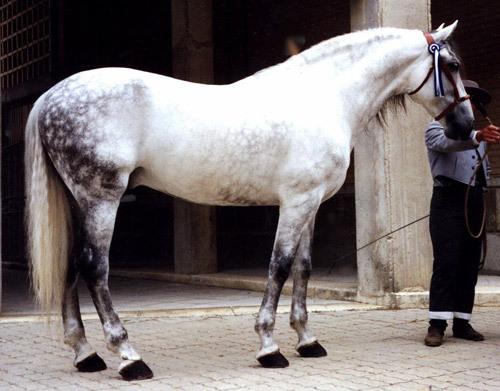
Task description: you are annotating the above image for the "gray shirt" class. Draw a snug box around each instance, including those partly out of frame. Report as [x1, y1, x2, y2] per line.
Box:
[425, 121, 491, 187]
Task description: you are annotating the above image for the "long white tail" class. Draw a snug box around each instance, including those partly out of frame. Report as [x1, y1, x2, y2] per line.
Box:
[25, 96, 73, 320]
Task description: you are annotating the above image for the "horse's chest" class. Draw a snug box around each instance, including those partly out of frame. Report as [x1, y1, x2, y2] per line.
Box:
[320, 152, 350, 184]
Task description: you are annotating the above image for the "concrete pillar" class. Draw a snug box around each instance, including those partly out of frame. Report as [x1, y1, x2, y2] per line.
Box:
[174, 202, 217, 274]
[351, 0, 433, 304]
[171, 0, 214, 84]
[0, 84, 2, 313]
[171, 0, 217, 274]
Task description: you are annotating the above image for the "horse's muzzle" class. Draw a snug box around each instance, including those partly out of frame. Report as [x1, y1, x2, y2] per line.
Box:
[444, 108, 474, 141]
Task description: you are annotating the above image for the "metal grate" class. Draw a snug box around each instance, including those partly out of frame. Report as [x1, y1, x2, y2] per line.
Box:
[4, 104, 31, 146]
[0, 0, 50, 91]
[2, 104, 31, 265]
[2, 140, 26, 265]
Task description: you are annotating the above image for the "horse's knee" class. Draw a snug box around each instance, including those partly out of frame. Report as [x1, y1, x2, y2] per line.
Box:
[292, 258, 312, 280]
[269, 255, 294, 285]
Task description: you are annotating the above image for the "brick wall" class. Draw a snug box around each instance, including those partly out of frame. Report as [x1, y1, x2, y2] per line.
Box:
[433, 2, 500, 240]
[432, 1, 500, 176]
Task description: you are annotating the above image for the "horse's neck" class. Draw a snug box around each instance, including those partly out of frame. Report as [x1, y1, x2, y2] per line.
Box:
[330, 32, 423, 132]
[259, 29, 426, 144]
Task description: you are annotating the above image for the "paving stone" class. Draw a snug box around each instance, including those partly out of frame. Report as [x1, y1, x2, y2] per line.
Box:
[3, 275, 500, 390]
[0, 307, 498, 391]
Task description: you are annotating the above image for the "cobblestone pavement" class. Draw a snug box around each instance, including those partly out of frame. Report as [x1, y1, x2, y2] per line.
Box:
[2, 307, 500, 391]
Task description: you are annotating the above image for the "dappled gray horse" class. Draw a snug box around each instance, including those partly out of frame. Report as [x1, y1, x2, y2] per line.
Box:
[25, 22, 472, 380]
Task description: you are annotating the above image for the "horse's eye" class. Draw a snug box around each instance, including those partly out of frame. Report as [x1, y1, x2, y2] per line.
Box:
[449, 62, 460, 71]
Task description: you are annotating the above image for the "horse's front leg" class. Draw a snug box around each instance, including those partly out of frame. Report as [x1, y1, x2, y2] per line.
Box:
[255, 197, 320, 368]
[290, 220, 327, 358]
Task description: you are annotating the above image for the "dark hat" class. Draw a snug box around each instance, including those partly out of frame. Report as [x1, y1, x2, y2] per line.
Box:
[463, 80, 492, 106]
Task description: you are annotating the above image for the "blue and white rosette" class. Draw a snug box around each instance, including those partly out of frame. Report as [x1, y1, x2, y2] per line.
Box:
[428, 42, 446, 97]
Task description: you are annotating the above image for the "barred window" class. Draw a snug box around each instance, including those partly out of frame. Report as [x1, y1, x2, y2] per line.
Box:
[4, 104, 31, 145]
[0, 0, 50, 90]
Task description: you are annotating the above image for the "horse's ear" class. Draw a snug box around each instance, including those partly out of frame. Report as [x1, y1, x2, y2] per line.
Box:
[431, 20, 458, 42]
[436, 23, 445, 31]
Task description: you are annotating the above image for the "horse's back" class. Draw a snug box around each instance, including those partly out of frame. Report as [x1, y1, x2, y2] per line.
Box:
[37, 67, 232, 160]
[34, 67, 349, 207]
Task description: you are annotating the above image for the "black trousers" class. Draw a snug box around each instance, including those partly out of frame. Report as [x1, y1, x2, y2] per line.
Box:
[429, 184, 483, 320]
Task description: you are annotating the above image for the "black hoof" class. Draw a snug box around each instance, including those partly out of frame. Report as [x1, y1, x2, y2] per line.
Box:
[297, 341, 328, 358]
[75, 353, 107, 372]
[257, 352, 289, 368]
[119, 360, 154, 381]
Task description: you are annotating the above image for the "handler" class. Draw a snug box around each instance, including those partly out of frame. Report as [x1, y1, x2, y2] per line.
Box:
[424, 80, 500, 347]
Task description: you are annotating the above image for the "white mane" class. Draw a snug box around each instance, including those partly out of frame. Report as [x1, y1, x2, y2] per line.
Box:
[253, 27, 421, 79]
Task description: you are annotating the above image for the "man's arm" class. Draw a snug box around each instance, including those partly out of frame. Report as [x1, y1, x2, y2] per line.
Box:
[477, 125, 500, 142]
[425, 121, 500, 153]
[425, 121, 478, 153]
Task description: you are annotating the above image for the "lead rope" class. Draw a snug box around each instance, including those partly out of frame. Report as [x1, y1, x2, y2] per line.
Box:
[328, 122, 491, 273]
[464, 115, 493, 271]
[327, 214, 429, 274]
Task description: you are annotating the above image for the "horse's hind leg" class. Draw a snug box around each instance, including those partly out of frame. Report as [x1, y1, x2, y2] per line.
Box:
[63, 261, 107, 372]
[255, 197, 320, 368]
[290, 220, 327, 358]
[77, 200, 153, 380]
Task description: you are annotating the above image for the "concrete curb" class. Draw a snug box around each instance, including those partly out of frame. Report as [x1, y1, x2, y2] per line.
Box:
[0, 302, 381, 324]
[357, 287, 500, 309]
[110, 269, 359, 301]
[109, 269, 500, 309]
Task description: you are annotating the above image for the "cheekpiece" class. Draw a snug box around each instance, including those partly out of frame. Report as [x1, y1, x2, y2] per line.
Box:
[428, 42, 447, 97]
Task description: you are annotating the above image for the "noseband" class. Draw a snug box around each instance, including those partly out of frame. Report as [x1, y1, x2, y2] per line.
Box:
[409, 32, 470, 121]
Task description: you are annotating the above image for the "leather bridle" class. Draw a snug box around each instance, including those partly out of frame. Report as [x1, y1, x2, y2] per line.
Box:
[411, 33, 488, 264]
[409, 32, 470, 121]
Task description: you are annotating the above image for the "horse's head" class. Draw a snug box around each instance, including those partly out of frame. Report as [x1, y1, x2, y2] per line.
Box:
[408, 21, 474, 140]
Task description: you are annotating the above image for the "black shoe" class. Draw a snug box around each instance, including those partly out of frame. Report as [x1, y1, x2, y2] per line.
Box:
[452, 322, 484, 341]
[425, 325, 445, 347]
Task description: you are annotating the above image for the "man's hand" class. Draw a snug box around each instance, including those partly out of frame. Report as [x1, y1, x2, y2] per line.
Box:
[476, 125, 500, 143]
